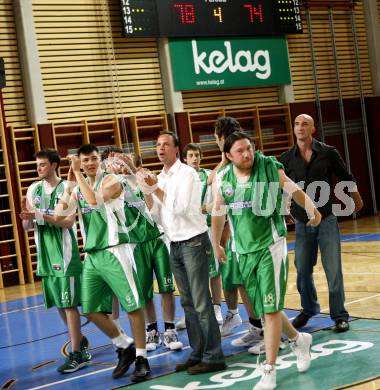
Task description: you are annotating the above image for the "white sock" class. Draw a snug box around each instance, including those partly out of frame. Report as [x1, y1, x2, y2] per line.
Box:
[113, 320, 134, 344]
[113, 318, 120, 327]
[229, 309, 238, 315]
[112, 333, 132, 349]
[289, 333, 299, 343]
[136, 348, 147, 358]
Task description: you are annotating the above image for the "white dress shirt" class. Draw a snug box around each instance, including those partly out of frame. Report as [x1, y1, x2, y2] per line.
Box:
[150, 159, 208, 242]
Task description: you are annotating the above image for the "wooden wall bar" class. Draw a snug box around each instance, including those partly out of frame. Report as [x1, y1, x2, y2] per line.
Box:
[0, 1, 374, 126]
[1, 97, 377, 286]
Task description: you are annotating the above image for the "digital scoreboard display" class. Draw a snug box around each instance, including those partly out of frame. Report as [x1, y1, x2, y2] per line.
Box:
[120, 0, 303, 37]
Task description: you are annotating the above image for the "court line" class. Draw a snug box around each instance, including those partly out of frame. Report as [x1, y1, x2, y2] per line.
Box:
[288, 272, 380, 275]
[28, 346, 193, 389]
[27, 328, 252, 390]
[341, 233, 380, 242]
[287, 232, 380, 250]
[9, 233, 380, 388]
[0, 303, 45, 316]
[1, 235, 378, 315]
[28, 366, 120, 389]
[321, 292, 380, 312]
[343, 273, 380, 275]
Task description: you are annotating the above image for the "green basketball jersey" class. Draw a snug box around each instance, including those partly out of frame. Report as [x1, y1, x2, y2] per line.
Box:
[118, 175, 161, 243]
[27, 180, 82, 277]
[198, 168, 212, 227]
[75, 173, 130, 252]
[218, 152, 287, 254]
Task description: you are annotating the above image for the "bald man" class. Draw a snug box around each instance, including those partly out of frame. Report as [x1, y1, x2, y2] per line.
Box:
[280, 114, 363, 333]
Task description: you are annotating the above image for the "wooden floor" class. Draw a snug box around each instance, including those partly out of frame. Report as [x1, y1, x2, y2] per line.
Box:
[285, 215, 380, 320]
[286, 215, 380, 390]
[1, 214, 380, 389]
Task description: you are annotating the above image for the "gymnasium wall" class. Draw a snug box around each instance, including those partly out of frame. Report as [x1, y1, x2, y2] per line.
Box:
[0, 0, 378, 287]
[0, 0, 375, 124]
[0, 0, 28, 126]
[32, 0, 165, 121]
[287, 3, 372, 101]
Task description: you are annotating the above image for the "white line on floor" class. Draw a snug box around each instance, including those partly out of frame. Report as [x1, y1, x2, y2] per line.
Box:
[28, 328, 251, 389]
[287, 272, 380, 275]
[321, 292, 380, 312]
[28, 346, 189, 389]
[0, 303, 44, 316]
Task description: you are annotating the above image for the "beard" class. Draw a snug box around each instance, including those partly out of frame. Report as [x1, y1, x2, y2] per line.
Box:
[235, 158, 253, 170]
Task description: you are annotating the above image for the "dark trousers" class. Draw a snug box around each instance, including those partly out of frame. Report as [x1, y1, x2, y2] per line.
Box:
[295, 214, 349, 321]
[170, 232, 225, 364]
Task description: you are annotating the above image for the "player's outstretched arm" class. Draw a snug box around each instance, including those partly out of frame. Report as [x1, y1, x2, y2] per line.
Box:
[278, 169, 321, 227]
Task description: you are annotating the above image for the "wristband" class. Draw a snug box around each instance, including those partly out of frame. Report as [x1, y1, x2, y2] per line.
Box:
[35, 209, 45, 225]
[140, 182, 158, 195]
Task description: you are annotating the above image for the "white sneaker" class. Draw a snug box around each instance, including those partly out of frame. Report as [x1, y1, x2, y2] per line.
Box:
[231, 326, 263, 347]
[175, 317, 186, 330]
[289, 332, 312, 372]
[162, 328, 183, 351]
[220, 311, 242, 336]
[248, 337, 287, 355]
[279, 338, 287, 350]
[254, 363, 277, 390]
[146, 329, 161, 352]
[117, 326, 134, 345]
[248, 339, 266, 355]
[214, 305, 223, 325]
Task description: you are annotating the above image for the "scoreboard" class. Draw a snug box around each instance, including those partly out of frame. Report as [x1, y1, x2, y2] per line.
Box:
[120, 0, 303, 37]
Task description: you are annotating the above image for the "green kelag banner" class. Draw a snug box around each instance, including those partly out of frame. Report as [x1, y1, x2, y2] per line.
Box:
[169, 37, 291, 90]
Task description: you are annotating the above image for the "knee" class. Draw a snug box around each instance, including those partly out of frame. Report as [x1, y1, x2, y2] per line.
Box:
[161, 291, 174, 301]
[326, 278, 342, 292]
[128, 307, 143, 316]
[180, 295, 194, 310]
[264, 311, 281, 323]
[85, 312, 97, 322]
[64, 306, 78, 314]
[295, 261, 313, 275]
[127, 308, 145, 324]
[193, 297, 210, 315]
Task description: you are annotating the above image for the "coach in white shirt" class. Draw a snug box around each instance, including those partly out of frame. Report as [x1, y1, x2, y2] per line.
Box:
[138, 131, 226, 375]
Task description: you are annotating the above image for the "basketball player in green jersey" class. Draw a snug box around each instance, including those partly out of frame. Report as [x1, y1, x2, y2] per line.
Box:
[20, 149, 91, 373]
[212, 132, 321, 390]
[101, 147, 182, 352]
[210, 117, 265, 347]
[182, 143, 223, 325]
[54, 144, 149, 382]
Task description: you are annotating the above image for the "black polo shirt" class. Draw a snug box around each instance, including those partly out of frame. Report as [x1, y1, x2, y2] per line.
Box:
[279, 139, 356, 223]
